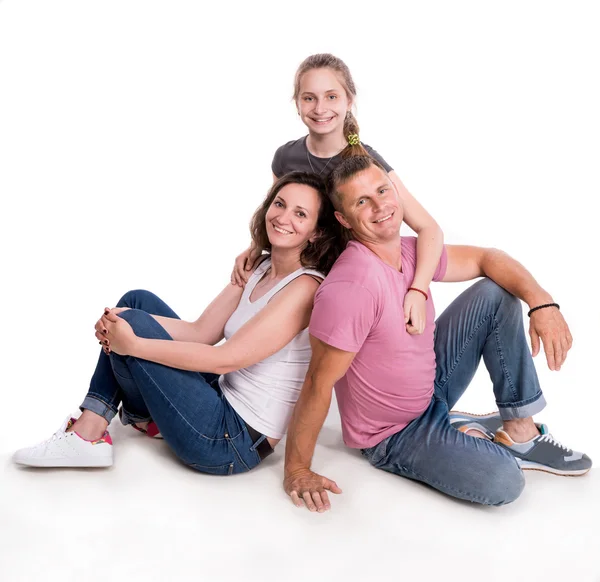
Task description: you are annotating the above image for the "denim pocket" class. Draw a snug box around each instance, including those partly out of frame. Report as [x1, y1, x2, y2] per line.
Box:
[189, 462, 235, 476]
[363, 437, 389, 467]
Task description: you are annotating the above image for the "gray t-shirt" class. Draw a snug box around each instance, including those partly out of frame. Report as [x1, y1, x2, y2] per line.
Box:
[271, 136, 393, 178]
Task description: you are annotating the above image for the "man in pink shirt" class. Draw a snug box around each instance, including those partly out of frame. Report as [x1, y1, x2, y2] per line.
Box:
[283, 156, 591, 511]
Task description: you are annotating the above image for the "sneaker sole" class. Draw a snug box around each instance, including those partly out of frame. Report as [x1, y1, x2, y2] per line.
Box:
[450, 410, 499, 419]
[14, 456, 113, 468]
[517, 459, 591, 476]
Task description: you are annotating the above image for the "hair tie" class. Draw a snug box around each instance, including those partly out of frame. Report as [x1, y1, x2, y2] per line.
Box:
[347, 134, 360, 146]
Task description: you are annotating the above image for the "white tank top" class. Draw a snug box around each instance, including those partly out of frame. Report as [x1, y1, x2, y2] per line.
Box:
[219, 258, 323, 439]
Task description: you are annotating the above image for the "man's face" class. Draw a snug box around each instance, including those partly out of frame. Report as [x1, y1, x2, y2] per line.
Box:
[335, 165, 403, 244]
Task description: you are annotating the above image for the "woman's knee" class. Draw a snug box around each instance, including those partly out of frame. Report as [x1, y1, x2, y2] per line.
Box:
[117, 289, 159, 309]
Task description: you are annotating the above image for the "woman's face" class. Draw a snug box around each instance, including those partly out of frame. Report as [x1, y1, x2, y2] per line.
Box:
[296, 68, 351, 138]
[265, 183, 321, 252]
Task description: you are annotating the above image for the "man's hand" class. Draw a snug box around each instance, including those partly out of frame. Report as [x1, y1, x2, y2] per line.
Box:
[284, 468, 342, 513]
[94, 309, 137, 356]
[403, 290, 426, 335]
[528, 306, 573, 371]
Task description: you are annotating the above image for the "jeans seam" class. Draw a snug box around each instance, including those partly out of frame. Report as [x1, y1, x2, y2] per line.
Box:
[393, 465, 499, 505]
[130, 358, 226, 443]
[228, 438, 253, 472]
[493, 315, 518, 401]
[436, 314, 492, 392]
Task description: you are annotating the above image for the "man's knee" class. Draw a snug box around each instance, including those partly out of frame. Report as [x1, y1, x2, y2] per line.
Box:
[117, 289, 158, 309]
[475, 278, 520, 312]
[481, 457, 525, 506]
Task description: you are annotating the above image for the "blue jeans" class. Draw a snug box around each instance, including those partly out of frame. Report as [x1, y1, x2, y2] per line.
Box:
[362, 279, 546, 506]
[81, 290, 267, 475]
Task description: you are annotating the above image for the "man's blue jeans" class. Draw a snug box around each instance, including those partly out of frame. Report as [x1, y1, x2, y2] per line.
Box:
[362, 279, 546, 506]
[81, 290, 267, 475]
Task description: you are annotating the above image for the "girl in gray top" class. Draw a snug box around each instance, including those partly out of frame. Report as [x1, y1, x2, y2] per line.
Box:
[233, 54, 444, 337]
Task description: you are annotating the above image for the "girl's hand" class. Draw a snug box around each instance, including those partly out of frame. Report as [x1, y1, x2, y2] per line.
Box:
[403, 290, 426, 335]
[94, 309, 138, 356]
[231, 245, 262, 287]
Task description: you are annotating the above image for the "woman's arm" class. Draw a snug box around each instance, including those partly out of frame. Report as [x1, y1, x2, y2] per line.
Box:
[389, 171, 444, 291]
[140, 284, 244, 345]
[127, 275, 320, 374]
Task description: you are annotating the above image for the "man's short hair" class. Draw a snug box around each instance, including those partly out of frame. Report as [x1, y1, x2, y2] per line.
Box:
[325, 155, 387, 210]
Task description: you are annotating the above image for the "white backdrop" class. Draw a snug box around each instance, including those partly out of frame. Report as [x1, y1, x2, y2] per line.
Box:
[1, 0, 598, 461]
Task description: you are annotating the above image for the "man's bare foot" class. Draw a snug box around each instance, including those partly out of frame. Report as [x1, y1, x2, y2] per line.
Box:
[502, 417, 540, 443]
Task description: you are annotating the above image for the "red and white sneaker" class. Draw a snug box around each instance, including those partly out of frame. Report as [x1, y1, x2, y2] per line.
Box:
[13, 416, 113, 468]
[119, 407, 162, 439]
[131, 421, 162, 439]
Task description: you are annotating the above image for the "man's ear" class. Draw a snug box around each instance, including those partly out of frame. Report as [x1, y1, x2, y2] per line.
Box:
[335, 210, 351, 230]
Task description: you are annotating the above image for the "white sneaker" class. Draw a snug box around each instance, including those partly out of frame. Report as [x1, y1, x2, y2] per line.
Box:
[13, 416, 114, 468]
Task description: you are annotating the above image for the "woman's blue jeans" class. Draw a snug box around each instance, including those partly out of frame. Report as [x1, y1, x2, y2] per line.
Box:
[81, 290, 266, 475]
[362, 279, 546, 506]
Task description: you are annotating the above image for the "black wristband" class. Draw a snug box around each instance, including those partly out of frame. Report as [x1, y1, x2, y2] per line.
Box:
[527, 303, 560, 317]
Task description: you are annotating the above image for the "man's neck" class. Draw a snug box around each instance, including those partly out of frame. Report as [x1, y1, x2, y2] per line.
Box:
[306, 133, 347, 158]
[355, 236, 403, 271]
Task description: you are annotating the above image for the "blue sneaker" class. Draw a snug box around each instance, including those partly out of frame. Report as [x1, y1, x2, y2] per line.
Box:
[449, 410, 503, 440]
[495, 424, 592, 476]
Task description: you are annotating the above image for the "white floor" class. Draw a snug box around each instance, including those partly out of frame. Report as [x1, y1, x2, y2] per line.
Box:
[1, 407, 599, 582]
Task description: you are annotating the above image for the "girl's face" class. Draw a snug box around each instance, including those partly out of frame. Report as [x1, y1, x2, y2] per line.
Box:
[265, 183, 321, 252]
[296, 68, 352, 138]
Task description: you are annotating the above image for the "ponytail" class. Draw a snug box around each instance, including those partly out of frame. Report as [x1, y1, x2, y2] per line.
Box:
[341, 110, 370, 158]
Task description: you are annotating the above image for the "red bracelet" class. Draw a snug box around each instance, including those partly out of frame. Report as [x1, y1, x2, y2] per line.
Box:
[408, 287, 428, 301]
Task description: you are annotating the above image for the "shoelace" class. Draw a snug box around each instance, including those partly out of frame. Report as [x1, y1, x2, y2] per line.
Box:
[539, 433, 569, 451]
[33, 418, 71, 451]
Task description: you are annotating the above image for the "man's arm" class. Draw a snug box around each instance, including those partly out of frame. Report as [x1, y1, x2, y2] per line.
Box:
[283, 336, 355, 513]
[442, 245, 573, 370]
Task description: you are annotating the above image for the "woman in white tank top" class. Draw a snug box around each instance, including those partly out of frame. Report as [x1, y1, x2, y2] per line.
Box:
[13, 172, 348, 476]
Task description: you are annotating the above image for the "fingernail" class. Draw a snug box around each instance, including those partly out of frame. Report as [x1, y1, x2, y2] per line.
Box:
[103, 329, 107, 334]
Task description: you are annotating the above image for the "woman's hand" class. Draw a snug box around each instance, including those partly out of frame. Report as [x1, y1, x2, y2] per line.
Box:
[95, 307, 131, 355]
[95, 308, 137, 356]
[231, 245, 262, 287]
[403, 290, 426, 335]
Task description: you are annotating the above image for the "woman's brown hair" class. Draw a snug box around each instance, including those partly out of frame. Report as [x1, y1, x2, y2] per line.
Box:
[293, 53, 370, 159]
[250, 171, 350, 274]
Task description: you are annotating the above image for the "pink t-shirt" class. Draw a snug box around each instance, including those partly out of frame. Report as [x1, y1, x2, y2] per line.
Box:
[309, 237, 448, 449]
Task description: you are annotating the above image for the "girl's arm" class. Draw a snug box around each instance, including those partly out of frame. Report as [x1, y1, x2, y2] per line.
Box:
[145, 284, 244, 345]
[128, 275, 320, 374]
[389, 171, 444, 290]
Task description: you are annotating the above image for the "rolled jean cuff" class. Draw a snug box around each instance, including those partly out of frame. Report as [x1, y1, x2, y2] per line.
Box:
[119, 406, 152, 426]
[80, 395, 118, 423]
[497, 392, 547, 421]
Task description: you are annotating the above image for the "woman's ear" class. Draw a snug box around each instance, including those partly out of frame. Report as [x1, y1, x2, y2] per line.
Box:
[308, 229, 322, 245]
